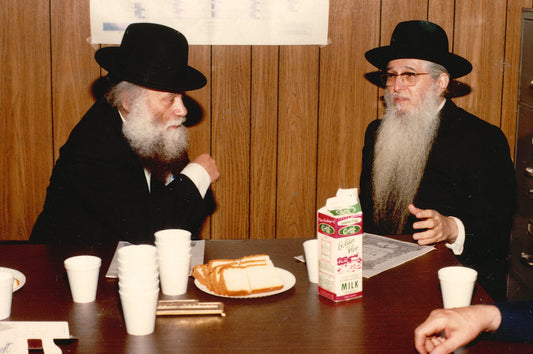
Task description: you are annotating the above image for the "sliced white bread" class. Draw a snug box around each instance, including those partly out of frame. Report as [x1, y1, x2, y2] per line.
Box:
[193, 255, 283, 296]
[207, 259, 234, 294]
[220, 265, 251, 296]
[247, 264, 283, 294]
[239, 254, 272, 266]
[192, 264, 210, 289]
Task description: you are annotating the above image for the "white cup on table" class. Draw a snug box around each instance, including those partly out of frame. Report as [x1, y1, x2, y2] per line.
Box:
[116, 244, 160, 335]
[155, 229, 192, 295]
[119, 288, 159, 336]
[158, 254, 191, 295]
[303, 239, 319, 283]
[0, 271, 14, 319]
[438, 266, 478, 308]
[64, 255, 101, 303]
[154, 229, 191, 245]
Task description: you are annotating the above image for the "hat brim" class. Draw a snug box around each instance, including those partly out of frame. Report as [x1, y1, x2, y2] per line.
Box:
[365, 45, 472, 79]
[95, 47, 207, 92]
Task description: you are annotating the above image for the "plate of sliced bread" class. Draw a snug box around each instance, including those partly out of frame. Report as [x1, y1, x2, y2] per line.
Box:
[192, 255, 296, 298]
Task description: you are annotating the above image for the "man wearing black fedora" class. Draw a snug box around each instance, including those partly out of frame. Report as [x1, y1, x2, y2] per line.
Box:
[30, 23, 218, 244]
[359, 21, 516, 301]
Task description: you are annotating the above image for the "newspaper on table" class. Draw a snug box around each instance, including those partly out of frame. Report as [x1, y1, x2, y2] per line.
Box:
[363, 233, 434, 278]
[105, 240, 205, 278]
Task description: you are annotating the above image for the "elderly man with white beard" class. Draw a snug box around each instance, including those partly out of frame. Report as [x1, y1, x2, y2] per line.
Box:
[30, 23, 218, 245]
[359, 21, 516, 301]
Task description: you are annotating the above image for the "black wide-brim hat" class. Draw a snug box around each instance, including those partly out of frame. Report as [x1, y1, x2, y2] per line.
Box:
[365, 21, 472, 79]
[95, 23, 207, 92]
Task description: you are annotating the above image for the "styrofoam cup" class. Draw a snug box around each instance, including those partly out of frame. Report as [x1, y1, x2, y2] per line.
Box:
[119, 289, 159, 335]
[118, 277, 159, 292]
[303, 239, 319, 283]
[117, 256, 158, 267]
[154, 229, 191, 244]
[64, 255, 101, 303]
[438, 266, 478, 308]
[117, 263, 158, 277]
[159, 258, 191, 295]
[117, 245, 157, 264]
[0, 271, 14, 319]
[156, 249, 191, 259]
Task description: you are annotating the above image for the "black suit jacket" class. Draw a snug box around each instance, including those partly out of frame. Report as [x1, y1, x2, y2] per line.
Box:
[30, 100, 215, 244]
[360, 100, 516, 300]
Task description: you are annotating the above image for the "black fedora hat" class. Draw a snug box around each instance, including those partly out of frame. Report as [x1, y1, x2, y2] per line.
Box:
[95, 23, 207, 92]
[365, 21, 472, 79]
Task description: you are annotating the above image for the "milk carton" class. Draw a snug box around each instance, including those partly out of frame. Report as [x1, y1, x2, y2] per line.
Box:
[317, 188, 363, 302]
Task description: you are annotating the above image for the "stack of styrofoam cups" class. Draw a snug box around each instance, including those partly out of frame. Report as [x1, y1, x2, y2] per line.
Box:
[117, 244, 159, 336]
[154, 229, 192, 296]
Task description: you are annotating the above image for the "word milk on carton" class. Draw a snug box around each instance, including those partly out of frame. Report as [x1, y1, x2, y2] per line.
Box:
[317, 188, 363, 302]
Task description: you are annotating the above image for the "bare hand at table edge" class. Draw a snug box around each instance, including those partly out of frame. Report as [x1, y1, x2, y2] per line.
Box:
[414, 305, 502, 354]
[409, 204, 458, 246]
[191, 153, 220, 183]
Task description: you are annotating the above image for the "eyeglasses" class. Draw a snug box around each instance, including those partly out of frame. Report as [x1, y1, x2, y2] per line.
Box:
[379, 72, 431, 87]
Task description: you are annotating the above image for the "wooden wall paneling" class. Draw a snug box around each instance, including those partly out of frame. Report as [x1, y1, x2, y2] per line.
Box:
[0, 1, 52, 240]
[249, 46, 279, 239]
[428, 0, 455, 36]
[51, 0, 101, 160]
[317, 0, 381, 206]
[453, 0, 507, 127]
[500, 0, 533, 159]
[428, 0, 456, 103]
[380, 0, 430, 45]
[211, 46, 251, 240]
[277, 46, 319, 239]
[188, 45, 214, 239]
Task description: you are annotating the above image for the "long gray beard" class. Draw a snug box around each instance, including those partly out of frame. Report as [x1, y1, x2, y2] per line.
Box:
[372, 88, 442, 234]
[122, 97, 189, 182]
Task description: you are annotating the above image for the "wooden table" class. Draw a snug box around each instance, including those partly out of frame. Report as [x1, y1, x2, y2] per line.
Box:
[1, 238, 532, 353]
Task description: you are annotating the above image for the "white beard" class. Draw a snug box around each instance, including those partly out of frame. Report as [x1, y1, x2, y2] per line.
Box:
[372, 84, 443, 233]
[122, 94, 189, 180]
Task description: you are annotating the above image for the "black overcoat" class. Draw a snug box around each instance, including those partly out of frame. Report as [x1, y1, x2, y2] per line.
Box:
[360, 100, 516, 300]
[30, 99, 215, 244]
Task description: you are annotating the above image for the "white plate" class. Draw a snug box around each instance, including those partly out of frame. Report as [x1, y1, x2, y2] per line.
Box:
[0, 267, 26, 292]
[194, 267, 296, 299]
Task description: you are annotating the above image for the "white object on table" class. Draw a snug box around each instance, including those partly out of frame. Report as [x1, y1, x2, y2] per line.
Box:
[303, 239, 319, 283]
[438, 266, 478, 308]
[0, 321, 71, 354]
[106, 240, 205, 278]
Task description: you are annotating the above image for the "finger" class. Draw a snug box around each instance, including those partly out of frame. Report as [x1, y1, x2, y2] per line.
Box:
[408, 204, 421, 215]
[424, 338, 435, 353]
[429, 337, 464, 354]
[430, 336, 445, 347]
[414, 335, 430, 353]
[413, 230, 440, 245]
[414, 320, 445, 352]
[412, 218, 437, 230]
[410, 209, 437, 222]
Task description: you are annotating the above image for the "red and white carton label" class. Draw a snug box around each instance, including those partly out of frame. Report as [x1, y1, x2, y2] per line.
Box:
[317, 189, 363, 302]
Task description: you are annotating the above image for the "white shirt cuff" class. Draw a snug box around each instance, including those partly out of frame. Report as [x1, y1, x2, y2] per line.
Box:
[445, 216, 465, 255]
[180, 163, 211, 198]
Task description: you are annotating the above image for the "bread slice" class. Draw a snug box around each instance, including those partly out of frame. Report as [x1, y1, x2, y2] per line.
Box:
[192, 264, 210, 289]
[207, 259, 234, 294]
[239, 254, 272, 266]
[220, 265, 251, 296]
[247, 264, 283, 294]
